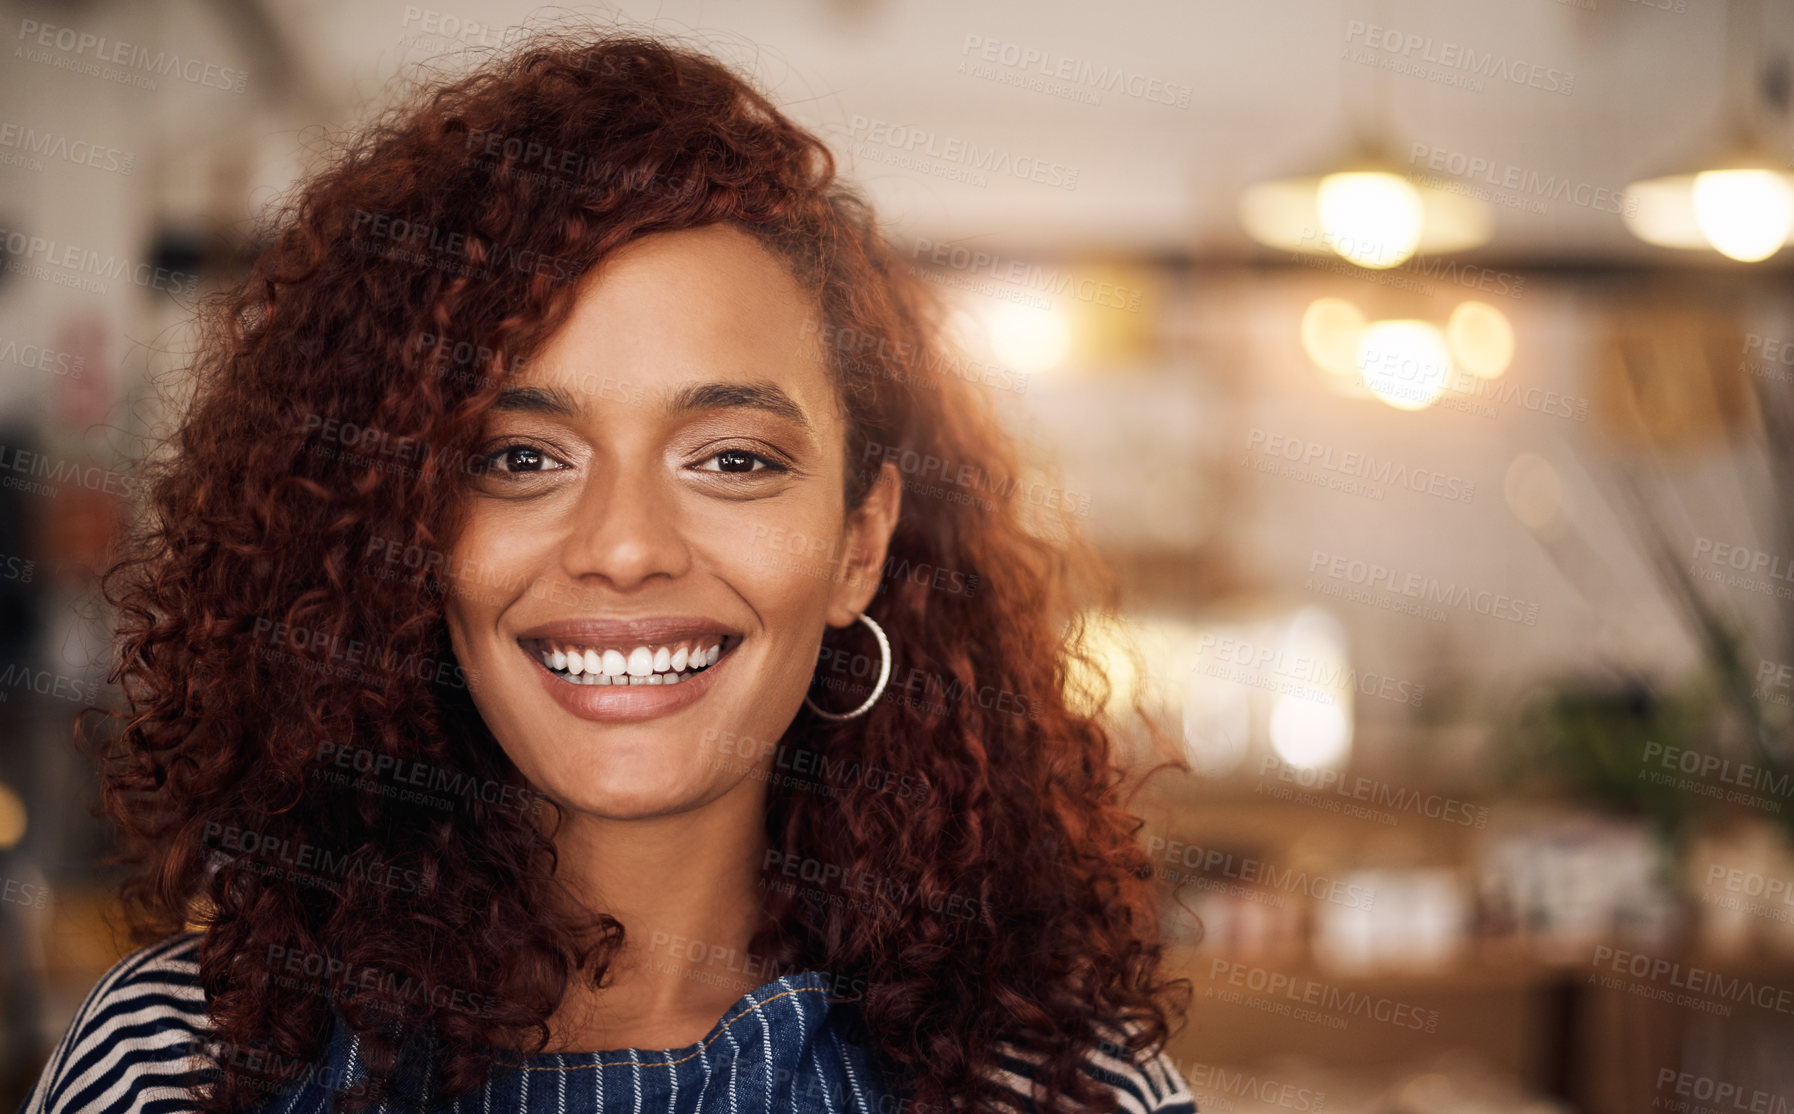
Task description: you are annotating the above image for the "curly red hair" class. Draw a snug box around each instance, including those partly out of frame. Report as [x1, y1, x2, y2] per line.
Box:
[94, 29, 1191, 1114]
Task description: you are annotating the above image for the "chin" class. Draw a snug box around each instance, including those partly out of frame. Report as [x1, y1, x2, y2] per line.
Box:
[525, 744, 721, 819]
[554, 783, 718, 821]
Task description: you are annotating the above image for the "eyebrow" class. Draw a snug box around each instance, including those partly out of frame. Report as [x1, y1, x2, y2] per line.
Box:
[490, 385, 580, 415]
[667, 381, 812, 433]
[491, 379, 813, 433]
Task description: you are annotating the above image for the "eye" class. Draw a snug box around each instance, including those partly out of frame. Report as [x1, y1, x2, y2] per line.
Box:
[474, 442, 567, 477]
[695, 448, 787, 475]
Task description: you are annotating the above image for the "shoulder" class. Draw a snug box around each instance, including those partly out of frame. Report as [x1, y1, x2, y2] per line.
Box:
[19, 930, 210, 1114]
[989, 1019, 1198, 1114]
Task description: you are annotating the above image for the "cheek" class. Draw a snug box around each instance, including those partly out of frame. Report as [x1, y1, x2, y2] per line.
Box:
[444, 515, 544, 618]
[441, 526, 520, 686]
[690, 500, 847, 604]
[440, 549, 481, 649]
[688, 506, 839, 705]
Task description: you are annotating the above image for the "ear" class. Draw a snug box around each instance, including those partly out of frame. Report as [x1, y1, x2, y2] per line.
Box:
[825, 462, 902, 628]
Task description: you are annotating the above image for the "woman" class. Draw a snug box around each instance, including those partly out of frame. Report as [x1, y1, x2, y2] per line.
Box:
[25, 30, 1195, 1114]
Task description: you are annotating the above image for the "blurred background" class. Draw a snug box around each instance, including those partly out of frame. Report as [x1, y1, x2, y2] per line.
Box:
[5, 0, 1794, 1110]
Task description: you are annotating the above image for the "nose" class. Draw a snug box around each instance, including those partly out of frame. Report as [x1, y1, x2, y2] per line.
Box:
[556, 457, 693, 591]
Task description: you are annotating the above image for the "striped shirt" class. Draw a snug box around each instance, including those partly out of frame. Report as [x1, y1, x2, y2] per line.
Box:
[20, 933, 1197, 1114]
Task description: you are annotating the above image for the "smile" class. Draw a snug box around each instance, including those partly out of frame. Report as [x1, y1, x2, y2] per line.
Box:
[515, 624, 744, 724]
[522, 635, 736, 686]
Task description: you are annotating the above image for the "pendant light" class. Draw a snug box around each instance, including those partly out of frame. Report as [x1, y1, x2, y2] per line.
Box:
[1240, 135, 1493, 269]
[1238, 0, 1492, 269]
[1623, 1, 1794, 263]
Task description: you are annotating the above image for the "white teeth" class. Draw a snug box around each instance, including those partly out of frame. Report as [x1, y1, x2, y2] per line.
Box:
[534, 637, 729, 683]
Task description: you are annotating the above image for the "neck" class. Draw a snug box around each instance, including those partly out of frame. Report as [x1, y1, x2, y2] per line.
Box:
[538, 780, 775, 1049]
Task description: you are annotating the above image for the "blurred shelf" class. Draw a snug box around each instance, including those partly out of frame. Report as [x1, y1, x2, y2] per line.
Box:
[1168, 940, 1794, 990]
[1168, 943, 1563, 992]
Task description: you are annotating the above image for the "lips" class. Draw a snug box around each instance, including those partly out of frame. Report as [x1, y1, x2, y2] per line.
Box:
[515, 616, 742, 646]
[514, 616, 743, 723]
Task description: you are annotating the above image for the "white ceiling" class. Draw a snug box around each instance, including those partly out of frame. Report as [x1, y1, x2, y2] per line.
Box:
[19, 0, 1794, 265]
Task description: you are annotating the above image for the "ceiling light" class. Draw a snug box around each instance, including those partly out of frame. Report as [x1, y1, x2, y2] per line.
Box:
[1445, 301, 1514, 379]
[1357, 319, 1451, 411]
[1241, 148, 1492, 269]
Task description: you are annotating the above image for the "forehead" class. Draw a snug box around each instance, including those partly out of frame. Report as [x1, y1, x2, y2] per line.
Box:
[504, 224, 836, 423]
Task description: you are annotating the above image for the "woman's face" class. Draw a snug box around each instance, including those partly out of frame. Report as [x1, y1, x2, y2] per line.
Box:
[444, 223, 900, 820]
